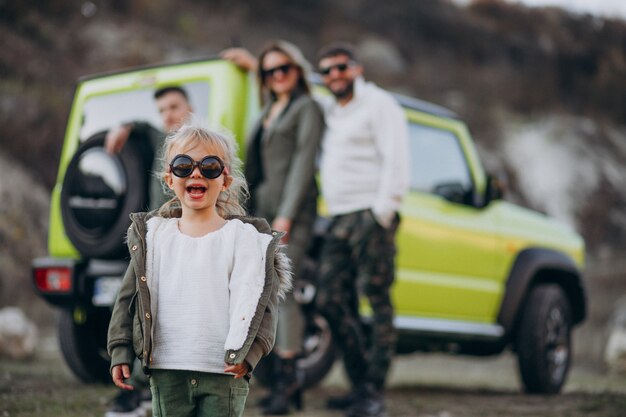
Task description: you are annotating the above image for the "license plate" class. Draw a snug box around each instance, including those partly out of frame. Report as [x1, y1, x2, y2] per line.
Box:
[92, 277, 123, 306]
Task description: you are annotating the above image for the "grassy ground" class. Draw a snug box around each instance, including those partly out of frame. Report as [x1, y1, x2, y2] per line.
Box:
[3, 263, 625, 416]
[2, 329, 626, 417]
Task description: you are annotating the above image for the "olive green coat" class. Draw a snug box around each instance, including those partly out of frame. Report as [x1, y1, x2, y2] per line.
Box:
[245, 91, 324, 225]
[106, 209, 292, 375]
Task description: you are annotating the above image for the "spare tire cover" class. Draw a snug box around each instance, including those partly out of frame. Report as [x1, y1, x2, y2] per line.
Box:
[61, 131, 148, 259]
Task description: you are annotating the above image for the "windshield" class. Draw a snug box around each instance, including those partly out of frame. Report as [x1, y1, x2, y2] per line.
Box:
[79, 80, 210, 141]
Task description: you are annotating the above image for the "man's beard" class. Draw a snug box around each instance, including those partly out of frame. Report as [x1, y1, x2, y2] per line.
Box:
[331, 80, 354, 100]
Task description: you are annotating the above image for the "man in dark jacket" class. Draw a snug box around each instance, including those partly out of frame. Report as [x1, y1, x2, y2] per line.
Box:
[103, 86, 193, 417]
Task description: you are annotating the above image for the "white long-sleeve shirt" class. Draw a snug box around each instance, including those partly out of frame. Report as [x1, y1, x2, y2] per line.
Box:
[319, 77, 410, 228]
[145, 217, 271, 374]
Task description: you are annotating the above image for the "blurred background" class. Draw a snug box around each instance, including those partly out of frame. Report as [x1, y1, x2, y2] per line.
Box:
[1, 0, 625, 370]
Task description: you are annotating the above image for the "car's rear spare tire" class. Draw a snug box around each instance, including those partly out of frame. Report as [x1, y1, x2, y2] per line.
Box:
[61, 131, 149, 259]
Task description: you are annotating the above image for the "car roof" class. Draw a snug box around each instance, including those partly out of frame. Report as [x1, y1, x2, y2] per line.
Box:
[79, 56, 459, 120]
[394, 93, 459, 119]
[307, 72, 459, 120]
[77, 55, 224, 83]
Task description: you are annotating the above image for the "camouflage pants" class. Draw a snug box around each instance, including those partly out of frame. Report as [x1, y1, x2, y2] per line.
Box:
[316, 209, 399, 390]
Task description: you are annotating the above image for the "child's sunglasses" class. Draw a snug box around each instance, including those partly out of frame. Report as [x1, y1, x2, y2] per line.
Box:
[169, 154, 225, 179]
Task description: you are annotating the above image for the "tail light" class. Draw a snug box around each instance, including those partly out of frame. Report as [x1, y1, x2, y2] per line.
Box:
[33, 260, 74, 293]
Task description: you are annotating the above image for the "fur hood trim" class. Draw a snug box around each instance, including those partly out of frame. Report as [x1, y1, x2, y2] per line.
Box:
[274, 243, 293, 301]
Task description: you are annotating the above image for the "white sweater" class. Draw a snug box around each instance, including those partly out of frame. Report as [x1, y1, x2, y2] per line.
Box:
[318, 77, 410, 228]
[145, 217, 271, 374]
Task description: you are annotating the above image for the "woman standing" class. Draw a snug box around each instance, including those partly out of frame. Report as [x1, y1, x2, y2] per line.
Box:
[222, 41, 324, 415]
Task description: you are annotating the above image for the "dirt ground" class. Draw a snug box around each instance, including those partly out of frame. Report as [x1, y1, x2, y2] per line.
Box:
[2, 329, 626, 417]
[3, 265, 626, 417]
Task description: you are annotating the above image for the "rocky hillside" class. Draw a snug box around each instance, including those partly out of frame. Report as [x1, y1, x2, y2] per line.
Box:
[1, 0, 626, 315]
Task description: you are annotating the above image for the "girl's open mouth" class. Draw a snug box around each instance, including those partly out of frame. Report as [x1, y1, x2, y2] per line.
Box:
[186, 185, 207, 197]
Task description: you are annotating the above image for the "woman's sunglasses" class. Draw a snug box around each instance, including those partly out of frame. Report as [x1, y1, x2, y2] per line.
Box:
[169, 154, 226, 179]
[262, 63, 295, 79]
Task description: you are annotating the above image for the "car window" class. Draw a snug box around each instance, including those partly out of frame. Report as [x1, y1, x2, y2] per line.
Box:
[79, 80, 210, 141]
[408, 122, 472, 194]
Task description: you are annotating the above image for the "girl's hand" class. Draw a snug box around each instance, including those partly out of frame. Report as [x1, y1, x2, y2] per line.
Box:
[111, 364, 134, 390]
[224, 362, 250, 379]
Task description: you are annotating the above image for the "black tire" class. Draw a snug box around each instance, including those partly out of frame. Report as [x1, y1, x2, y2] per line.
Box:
[254, 312, 337, 389]
[58, 308, 111, 384]
[515, 284, 572, 394]
[61, 131, 148, 259]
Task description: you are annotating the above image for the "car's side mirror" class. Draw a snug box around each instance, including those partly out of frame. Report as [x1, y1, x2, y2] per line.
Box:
[433, 182, 471, 205]
[485, 173, 506, 205]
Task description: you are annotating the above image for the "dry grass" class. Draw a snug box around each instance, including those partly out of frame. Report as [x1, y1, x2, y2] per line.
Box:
[2, 329, 626, 417]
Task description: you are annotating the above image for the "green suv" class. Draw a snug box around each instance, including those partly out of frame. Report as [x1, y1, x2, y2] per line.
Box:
[32, 57, 586, 394]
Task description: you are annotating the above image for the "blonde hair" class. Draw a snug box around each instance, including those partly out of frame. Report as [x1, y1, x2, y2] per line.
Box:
[157, 118, 248, 217]
[257, 40, 313, 105]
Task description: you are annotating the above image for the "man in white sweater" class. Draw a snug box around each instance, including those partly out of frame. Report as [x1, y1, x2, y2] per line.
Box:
[315, 42, 410, 417]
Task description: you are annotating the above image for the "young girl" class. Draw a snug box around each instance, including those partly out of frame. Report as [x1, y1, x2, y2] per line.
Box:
[107, 119, 292, 417]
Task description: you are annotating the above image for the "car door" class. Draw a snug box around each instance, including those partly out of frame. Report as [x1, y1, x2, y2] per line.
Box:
[393, 110, 502, 327]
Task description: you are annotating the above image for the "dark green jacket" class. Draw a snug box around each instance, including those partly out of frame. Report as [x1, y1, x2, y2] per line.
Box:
[245, 91, 324, 222]
[106, 209, 292, 375]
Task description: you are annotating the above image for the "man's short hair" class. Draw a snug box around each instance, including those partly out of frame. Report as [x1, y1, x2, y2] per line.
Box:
[154, 86, 189, 101]
[316, 42, 358, 64]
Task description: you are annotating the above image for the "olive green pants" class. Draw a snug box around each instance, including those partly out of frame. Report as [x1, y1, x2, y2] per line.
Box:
[149, 370, 249, 417]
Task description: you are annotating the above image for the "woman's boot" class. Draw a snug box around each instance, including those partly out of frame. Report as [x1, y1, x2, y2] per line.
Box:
[262, 357, 302, 415]
[257, 352, 279, 408]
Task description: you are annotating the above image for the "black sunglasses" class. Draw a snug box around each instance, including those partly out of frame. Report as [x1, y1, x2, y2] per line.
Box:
[262, 63, 295, 79]
[169, 154, 225, 179]
[319, 62, 352, 76]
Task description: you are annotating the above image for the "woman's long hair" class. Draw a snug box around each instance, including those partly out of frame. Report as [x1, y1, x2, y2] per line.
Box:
[257, 40, 313, 105]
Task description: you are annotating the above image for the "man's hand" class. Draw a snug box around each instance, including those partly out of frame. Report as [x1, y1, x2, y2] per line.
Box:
[224, 362, 250, 379]
[111, 364, 134, 390]
[105, 124, 132, 154]
[220, 48, 259, 72]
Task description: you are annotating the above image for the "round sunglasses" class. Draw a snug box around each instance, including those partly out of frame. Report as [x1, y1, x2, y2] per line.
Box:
[169, 154, 226, 179]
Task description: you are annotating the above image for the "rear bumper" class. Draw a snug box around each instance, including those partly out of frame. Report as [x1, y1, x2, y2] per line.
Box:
[32, 257, 127, 308]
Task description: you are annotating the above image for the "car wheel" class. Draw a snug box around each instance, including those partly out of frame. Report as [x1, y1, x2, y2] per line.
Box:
[516, 284, 572, 394]
[60, 131, 148, 259]
[58, 308, 111, 383]
[254, 312, 337, 389]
